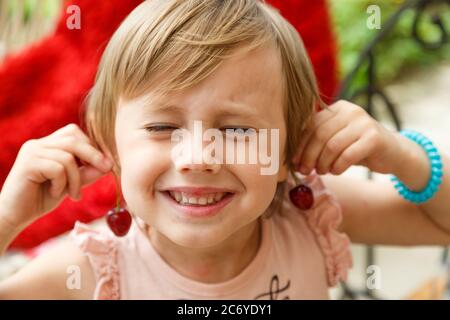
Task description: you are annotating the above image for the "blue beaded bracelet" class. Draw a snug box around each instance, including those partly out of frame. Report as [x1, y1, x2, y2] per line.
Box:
[390, 129, 443, 204]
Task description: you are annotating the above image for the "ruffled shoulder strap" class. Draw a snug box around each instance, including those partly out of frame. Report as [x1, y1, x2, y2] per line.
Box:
[69, 221, 120, 300]
[287, 170, 353, 287]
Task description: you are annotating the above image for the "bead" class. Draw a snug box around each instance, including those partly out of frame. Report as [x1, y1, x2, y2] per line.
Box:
[431, 176, 442, 185]
[431, 160, 443, 169]
[428, 183, 437, 193]
[428, 152, 440, 160]
[289, 184, 314, 210]
[432, 167, 443, 177]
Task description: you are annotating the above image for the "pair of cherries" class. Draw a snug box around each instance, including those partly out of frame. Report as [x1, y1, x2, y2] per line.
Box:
[105, 180, 314, 238]
[106, 185, 314, 237]
[106, 187, 314, 238]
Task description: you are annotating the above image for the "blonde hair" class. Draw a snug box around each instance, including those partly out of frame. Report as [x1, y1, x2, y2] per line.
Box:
[82, 0, 325, 215]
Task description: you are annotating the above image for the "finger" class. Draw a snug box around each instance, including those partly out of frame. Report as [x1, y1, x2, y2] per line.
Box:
[297, 114, 348, 174]
[292, 108, 337, 163]
[79, 164, 111, 187]
[315, 124, 362, 175]
[33, 157, 68, 199]
[49, 123, 91, 145]
[44, 123, 111, 166]
[42, 136, 112, 174]
[330, 135, 373, 175]
[36, 148, 81, 200]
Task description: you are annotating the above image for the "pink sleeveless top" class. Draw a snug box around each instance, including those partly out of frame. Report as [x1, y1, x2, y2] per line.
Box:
[70, 171, 353, 299]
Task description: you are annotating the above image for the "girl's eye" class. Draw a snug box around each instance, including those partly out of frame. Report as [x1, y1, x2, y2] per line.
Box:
[145, 125, 178, 132]
[220, 127, 257, 134]
[144, 125, 257, 135]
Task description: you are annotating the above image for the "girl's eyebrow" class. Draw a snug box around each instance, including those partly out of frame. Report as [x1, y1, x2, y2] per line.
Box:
[143, 100, 270, 125]
[143, 102, 184, 114]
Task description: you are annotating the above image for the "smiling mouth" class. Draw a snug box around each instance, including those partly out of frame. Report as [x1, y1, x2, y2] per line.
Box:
[164, 191, 234, 206]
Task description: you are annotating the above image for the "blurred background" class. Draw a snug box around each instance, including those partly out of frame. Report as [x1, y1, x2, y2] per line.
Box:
[329, 0, 450, 300]
[0, 0, 61, 61]
[0, 0, 449, 300]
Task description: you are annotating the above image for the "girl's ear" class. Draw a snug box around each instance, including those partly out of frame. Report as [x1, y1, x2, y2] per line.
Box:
[277, 163, 288, 182]
[106, 150, 118, 166]
[103, 148, 121, 176]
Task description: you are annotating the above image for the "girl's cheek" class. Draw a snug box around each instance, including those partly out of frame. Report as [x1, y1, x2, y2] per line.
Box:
[229, 163, 278, 202]
[121, 142, 172, 189]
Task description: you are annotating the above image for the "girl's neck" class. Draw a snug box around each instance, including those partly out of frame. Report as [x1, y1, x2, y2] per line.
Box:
[145, 218, 262, 284]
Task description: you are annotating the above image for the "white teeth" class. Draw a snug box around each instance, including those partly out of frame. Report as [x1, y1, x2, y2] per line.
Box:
[188, 197, 198, 204]
[168, 191, 229, 206]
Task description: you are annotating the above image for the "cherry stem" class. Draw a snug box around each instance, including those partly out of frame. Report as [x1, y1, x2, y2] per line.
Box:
[290, 168, 301, 185]
[113, 173, 121, 212]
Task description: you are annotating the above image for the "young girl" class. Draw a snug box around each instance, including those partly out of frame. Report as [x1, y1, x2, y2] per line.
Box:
[0, 0, 449, 299]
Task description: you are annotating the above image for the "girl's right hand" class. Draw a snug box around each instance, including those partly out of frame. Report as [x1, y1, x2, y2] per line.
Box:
[0, 123, 113, 229]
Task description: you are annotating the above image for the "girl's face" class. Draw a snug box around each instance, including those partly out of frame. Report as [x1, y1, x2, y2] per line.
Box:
[115, 45, 287, 248]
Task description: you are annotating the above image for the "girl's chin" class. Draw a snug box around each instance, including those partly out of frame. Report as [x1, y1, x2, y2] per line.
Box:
[158, 223, 231, 249]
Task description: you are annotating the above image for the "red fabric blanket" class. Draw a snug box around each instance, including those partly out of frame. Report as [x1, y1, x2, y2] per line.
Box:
[0, 0, 338, 249]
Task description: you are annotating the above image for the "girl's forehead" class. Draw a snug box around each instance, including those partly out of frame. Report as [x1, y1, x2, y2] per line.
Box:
[117, 46, 284, 118]
[158, 45, 282, 96]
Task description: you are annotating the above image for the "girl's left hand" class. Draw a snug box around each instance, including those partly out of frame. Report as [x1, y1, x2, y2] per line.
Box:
[292, 100, 403, 176]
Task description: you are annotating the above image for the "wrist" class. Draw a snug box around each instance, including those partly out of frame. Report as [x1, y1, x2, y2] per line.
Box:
[392, 132, 431, 192]
[0, 208, 29, 255]
[0, 215, 17, 255]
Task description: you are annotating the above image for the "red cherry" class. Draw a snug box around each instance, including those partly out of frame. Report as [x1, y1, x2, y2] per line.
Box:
[106, 207, 132, 237]
[289, 184, 314, 210]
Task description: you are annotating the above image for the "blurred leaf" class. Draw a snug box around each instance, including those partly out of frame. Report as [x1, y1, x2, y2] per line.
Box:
[329, 0, 450, 93]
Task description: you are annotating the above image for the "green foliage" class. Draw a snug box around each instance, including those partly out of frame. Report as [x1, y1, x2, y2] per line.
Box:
[7, 0, 60, 22]
[329, 0, 450, 88]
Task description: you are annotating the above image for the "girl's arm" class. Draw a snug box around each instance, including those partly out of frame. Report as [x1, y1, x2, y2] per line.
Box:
[0, 235, 96, 299]
[0, 202, 95, 299]
[392, 133, 450, 238]
[0, 123, 111, 298]
[322, 164, 450, 246]
[293, 100, 450, 245]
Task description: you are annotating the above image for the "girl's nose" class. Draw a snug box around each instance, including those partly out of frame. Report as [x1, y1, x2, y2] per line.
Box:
[171, 125, 223, 174]
[176, 161, 221, 174]
[174, 152, 222, 174]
